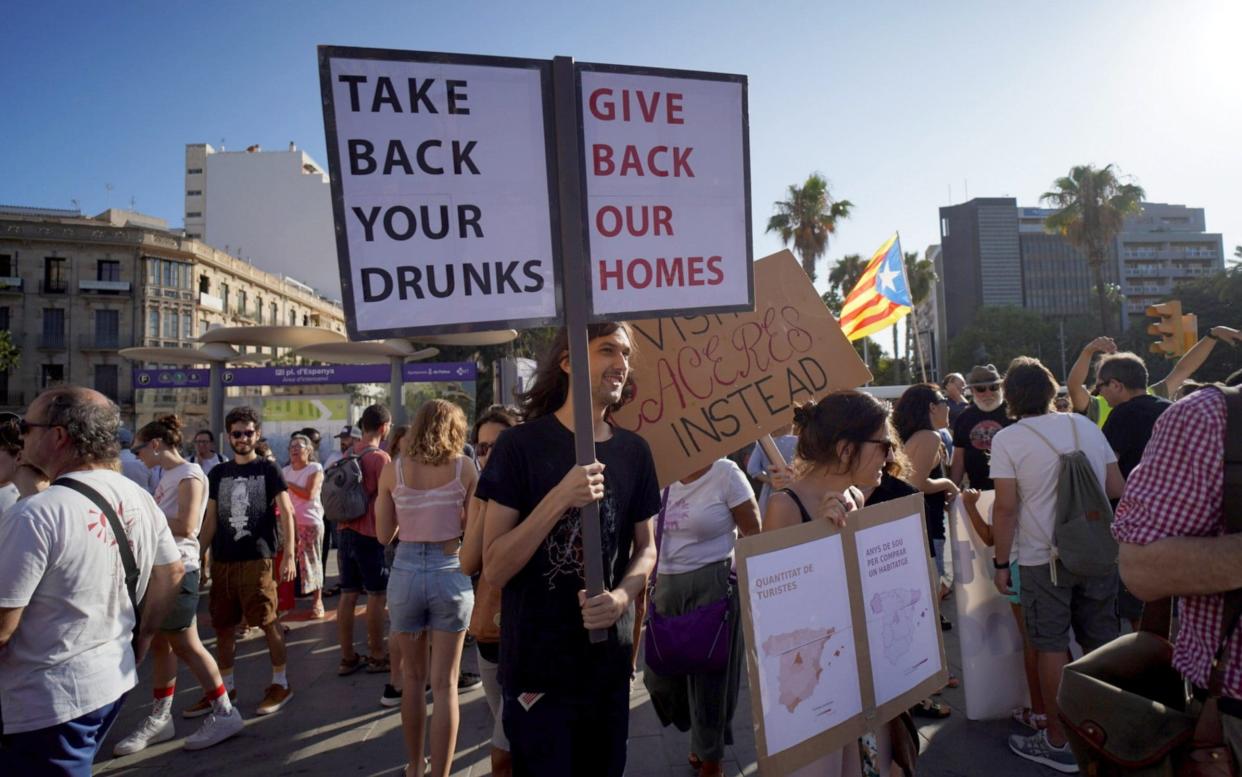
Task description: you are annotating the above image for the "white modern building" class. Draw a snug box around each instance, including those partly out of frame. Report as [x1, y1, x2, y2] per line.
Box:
[184, 142, 340, 298]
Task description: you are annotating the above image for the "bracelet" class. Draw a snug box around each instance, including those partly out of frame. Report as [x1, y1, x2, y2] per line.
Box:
[992, 559, 1010, 570]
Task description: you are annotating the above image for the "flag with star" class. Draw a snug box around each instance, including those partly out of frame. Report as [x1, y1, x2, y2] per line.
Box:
[838, 234, 912, 341]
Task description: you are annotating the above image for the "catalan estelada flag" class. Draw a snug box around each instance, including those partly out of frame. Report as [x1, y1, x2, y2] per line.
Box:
[838, 234, 912, 341]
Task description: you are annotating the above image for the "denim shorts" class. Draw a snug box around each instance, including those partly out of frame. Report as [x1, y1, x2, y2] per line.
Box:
[387, 541, 474, 634]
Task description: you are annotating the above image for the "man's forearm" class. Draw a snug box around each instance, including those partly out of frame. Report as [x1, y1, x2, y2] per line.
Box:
[1068, 350, 1094, 412]
[992, 505, 1017, 565]
[1120, 535, 1242, 601]
[616, 540, 657, 603]
[138, 561, 184, 642]
[1163, 336, 1216, 396]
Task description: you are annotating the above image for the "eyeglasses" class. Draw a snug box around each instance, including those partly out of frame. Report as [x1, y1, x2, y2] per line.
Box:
[19, 420, 60, 436]
[933, 395, 949, 405]
[230, 430, 257, 439]
[131, 442, 150, 454]
[476, 441, 494, 458]
[866, 438, 895, 456]
[972, 384, 1000, 393]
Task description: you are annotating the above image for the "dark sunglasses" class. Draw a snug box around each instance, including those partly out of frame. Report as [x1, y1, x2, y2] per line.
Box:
[972, 384, 1000, 393]
[866, 438, 896, 456]
[19, 420, 61, 435]
[476, 441, 493, 458]
[230, 430, 257, 439]
[933, 395, 949, 405]
[131, 442, 150, 454]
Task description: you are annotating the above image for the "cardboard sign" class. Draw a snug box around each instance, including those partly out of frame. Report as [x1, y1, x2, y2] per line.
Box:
[319, 47, 562, 339]
[578, 65, 751, 320]
[612, 250, 871, 487]
[948, 492, 1031, 720]
[736, 494, 948, 775]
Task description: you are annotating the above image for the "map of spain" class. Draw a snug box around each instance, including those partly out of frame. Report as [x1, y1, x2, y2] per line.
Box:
[761, 627, 836, 712]
[870, 588, 922, 664]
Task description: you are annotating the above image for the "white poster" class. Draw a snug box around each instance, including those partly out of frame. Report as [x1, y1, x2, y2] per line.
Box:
[948, 492, 1030, 720]
[745, 534, 863, 756]
[579, 68, 751, 319]
[321, 48, 560, 338]
[854, 514, 941, 706]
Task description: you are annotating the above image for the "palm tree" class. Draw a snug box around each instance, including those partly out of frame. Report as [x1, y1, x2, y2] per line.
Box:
[766, 174, 853, 282]
[1041, 164, 1145, 333]
[904, 251, 939, 380]
[828, 254, 868, 298]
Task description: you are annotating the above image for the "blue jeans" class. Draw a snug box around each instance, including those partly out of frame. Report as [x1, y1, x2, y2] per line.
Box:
[1, 694, 126, 776]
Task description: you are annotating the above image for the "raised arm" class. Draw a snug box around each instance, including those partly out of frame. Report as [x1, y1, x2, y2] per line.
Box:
[1068, 336, 1115, 413]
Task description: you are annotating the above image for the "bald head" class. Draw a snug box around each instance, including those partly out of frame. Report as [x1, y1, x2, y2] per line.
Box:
[25, 386, 121, 475]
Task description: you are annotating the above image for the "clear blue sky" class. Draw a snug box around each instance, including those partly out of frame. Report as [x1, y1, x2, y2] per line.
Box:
[4, 0, 1239, 298]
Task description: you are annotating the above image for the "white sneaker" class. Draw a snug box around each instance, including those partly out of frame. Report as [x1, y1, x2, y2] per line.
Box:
[183, 706, 245, 751]
[113, 712, 175, 756]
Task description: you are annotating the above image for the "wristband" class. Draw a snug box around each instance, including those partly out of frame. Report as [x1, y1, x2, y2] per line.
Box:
[992, 558, 1010, 570]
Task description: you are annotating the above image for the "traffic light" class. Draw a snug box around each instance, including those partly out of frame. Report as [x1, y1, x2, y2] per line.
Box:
[1181, 312, 1198, 355]
[1146, 300, 1185, 358]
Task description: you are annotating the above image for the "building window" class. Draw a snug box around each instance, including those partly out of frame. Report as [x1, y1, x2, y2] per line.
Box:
[237, 290, 248, 317]
[186, 211, 203, 218]
[270, 302, 278, 326]
[42, 308, 65, 348]
[256, 296, 264, 324]
[183, 313, 193, 339]
[97, 260, 121, 283]
[0, 307, 8, 331]
[288, 308, 297, 327]
[40, 364, 65, 389]
[187, 168, 203, 175]
[199, 274, 210, 294]
[186, 233, 201, 239]
[95, 309, 119, 348]
[94, 365, 119, 401]
[164, 310, 179, 338]
[0, 371, 8, 404]
[186, 190, 202, 196]
[0, 254, 12, 277]
[148, 309, 160, 338]
[221, 283, 230, 312]
[146, 258, 160, 286]
[43, 257, 67, 293]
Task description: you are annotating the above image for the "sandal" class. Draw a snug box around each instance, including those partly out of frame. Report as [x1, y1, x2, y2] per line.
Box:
[365, 655, 390, 674]
[338, 653, 366, 676]
[310, 603, 325, 619]
[945, 672, 960, 689]
[1012, 707, 1048, 731]
[911, 698, 951, 719]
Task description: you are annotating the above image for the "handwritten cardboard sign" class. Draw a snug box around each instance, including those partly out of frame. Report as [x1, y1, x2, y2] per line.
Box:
[612, 250, 870, 487]
[736, 494, 948, 775]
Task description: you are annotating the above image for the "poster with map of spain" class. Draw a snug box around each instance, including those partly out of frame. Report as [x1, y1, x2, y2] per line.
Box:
[736, 494, 948, 775]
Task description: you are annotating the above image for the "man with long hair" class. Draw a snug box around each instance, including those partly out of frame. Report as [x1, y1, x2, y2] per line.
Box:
[478, 323, 660, 777]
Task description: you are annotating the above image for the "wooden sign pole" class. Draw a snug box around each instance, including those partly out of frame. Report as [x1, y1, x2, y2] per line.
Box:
[551, 55, 607, 643]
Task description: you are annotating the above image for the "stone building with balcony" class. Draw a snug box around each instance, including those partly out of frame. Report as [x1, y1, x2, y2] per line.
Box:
[0, 205, 344, 422]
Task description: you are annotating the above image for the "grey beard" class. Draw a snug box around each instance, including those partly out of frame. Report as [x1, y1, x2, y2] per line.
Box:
[974, 394, 1003, 412]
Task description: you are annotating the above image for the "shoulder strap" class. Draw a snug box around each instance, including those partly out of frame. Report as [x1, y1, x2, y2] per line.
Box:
[777, 487, 815, 524]
[454, 456, 463, 480]
[394, 456, 404, 487]
[652, 486, 671, 578]
[1020, 417, 1063, 456]
[52, 477, 142, 635]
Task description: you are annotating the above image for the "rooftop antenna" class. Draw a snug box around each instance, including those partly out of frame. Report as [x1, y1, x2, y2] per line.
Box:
[70, 198, 79, 212]
[105, 182, 114, 207]
[130, 195, 137, 210]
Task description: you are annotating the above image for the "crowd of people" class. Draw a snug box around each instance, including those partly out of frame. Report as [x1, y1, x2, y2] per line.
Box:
[0, 320, 1239, 777]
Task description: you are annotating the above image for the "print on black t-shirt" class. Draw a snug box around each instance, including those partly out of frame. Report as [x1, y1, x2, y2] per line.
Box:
[475, 414, 661, 699]
[207, 459, 287, 561]
[951, 405, 1013, 490]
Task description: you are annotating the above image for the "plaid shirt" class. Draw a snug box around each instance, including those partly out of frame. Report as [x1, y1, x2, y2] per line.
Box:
[1112, 388, 1240, 698]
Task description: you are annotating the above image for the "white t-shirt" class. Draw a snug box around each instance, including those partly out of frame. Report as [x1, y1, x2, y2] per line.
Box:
[989, 413, 1116, 566]
[154, 461, 208, 571]
[0, 468, 180, 733]
[0, 482, 19, 518]
[658, 458, 754, 575]
[190, 452, 226, 477]
[282, 462, 324, 527]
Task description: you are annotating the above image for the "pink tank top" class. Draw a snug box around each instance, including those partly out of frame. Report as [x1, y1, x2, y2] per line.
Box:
[393, 456, 468, 543]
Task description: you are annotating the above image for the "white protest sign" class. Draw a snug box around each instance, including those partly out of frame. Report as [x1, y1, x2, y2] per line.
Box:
[948, 491, 1030, 720]
[320, 47, 562, 339]
[578, 66, 751, 319]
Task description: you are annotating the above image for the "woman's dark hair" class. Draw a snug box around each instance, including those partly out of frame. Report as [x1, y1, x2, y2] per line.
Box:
[791, 390, 891, 476]
[518, 322, 636, 421]
[137, 414, 184, 449]
[1003, 357, 1058, 418]
[0, 414, 20, 457]
[472, 405, 519, 442]
[892, 383, 942, 443]
[387, 424, 410, 457]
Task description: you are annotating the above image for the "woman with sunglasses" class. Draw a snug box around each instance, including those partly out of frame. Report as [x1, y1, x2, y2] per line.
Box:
[116, 414, 244, 754]
[283, 433, 325, 619]
[893, 384, 959, 599]
[763, 390, 909, 776]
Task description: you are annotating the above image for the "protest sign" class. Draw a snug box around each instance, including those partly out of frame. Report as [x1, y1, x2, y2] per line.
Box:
[319, 47, 562, 339]
[578, 64, 750, 319]
[737, 494, 947, 775]
[611, 250, 871, 487]
[949, 492, 1031, 720]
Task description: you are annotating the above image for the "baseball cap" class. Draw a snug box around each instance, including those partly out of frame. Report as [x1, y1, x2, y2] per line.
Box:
[336, 425, 361, 439]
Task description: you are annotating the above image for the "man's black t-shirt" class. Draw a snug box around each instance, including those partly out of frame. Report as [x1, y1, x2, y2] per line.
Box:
[207, 458, 288, 561]
[475, 413, 661, 699]
[1102, 394, 1171, 478]
[951, 405, 1012, 490]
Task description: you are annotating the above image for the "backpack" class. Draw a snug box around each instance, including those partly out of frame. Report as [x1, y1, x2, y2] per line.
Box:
[1021, 415, 1117, 579]
[321, 446, 378, 523]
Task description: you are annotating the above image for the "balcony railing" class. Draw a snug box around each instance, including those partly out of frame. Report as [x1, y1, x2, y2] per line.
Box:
[0, 391, 24, 408]
[78, 333, 122, 351]
[38, 333, 67, 349]
[79, 279, 132, 294]
[0, 276, 23, 293]
[39, 279, 69, 294]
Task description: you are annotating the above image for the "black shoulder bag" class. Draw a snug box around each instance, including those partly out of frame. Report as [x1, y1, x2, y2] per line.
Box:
[53, 477, 142, 637]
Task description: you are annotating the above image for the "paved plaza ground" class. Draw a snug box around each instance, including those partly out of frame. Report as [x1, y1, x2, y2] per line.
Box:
[95, 560, 1062, 776]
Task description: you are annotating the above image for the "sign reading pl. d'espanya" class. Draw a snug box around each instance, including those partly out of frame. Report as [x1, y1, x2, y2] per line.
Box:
[319, 47, 563, 339]
[578, 64, 751, 320]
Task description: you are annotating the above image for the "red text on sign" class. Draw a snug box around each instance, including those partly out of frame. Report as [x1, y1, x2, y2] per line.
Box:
[598, 256, 724, 291]
[595, 205, 674, 238]
[592, 145, 694, 177]
[588, 89, 685, 124]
